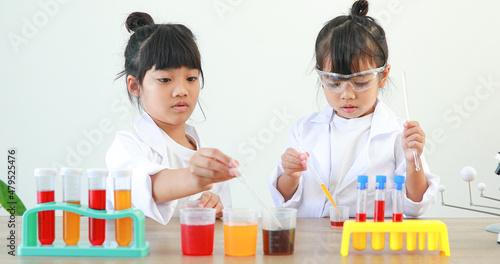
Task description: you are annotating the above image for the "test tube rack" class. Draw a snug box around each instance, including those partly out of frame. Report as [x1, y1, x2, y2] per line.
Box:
[340, 220, 450, 256]
[18, 202, 150, 257]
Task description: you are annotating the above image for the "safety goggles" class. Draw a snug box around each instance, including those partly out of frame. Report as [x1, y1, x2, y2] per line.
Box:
[316, 64, 387, 93]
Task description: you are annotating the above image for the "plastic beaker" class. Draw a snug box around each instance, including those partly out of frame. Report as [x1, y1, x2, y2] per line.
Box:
[330, 206, 349, 228]
[262, 208, 297, 255]
[223, 208, 258, 256]
[34, 168, 57, 245]
[87, 168, 108, 246]
[112, 169, 132, 246]
[180, 208, 216, 256]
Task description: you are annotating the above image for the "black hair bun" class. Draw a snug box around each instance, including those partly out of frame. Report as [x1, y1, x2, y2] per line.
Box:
[125, 12, 154, 33]
[351, 0, 369, 17]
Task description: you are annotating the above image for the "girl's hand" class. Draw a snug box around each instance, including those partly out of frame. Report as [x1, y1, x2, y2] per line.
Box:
[198, 191, 224, 218]
[402, 121, 426, 163]
[281, 148, 309, 179]
[189, 148, 239, 192]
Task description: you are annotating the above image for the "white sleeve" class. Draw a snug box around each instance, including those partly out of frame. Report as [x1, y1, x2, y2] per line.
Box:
[403, 153, 439, 218]
[268, 119, 305, 208]
[105, 132, 175, 225]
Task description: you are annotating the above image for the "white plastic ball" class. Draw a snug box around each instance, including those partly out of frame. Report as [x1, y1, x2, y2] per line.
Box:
[438, 185, 446, 193]
[477, 183, 486, 192]
[460, 166, 477, 182]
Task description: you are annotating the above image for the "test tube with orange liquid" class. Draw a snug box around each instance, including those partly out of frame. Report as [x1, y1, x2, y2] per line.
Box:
[113, 169, 133, 246]
[34, 168, 57, 245]
[61, 167, 83, 246]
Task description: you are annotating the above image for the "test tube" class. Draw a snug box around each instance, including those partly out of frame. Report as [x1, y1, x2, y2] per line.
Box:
[113, 169, 133, 246]
[61, 167, 83, 246]
[371, 175, 386, 251]
[87, 168, 108, 246]
[390, 175, 405, 251]
[34, 168, 57, 245]
[353, 175, 368, 251]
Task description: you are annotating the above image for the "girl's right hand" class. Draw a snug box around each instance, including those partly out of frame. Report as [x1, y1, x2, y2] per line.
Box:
[281, 148, 309, 179]
[189, 148, 239, 191]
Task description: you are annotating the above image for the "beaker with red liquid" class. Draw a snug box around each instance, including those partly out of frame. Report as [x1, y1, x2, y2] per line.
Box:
[34, 168, 57, 245]
[87, 168, 108, 246]
[180, 208, 216, 256]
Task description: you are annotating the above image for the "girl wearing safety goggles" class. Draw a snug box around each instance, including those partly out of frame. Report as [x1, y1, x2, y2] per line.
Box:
[268, 0, 439, 218]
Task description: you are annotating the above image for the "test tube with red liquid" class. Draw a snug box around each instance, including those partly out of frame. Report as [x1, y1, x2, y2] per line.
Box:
[113, 169, 133, 246]
[87, 168, 108, 246]
[34, 168, 57, 245]
[353, 175, 368, 251]
[61, 167, 83, 246]
[371, 175, 386, 251]
[390, 175, 405, 250]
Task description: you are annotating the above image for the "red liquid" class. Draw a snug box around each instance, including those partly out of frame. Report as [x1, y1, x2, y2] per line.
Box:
[181, 224, 215, 256]
[392, 212, 403, 222]
[356, 212, 367, 222]
[330, 221, 344, 227]
[374, 200, 385, 222]
[37, 190, 55, 245]
[263, 229, 295, 255]
[89, 189, 106, 246]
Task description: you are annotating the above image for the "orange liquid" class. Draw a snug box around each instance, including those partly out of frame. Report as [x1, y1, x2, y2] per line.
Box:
[320, 184, 340, 215]
[63, 201, 80, 245]
[223, 223, 258, 256]
[114, 190, 132, 246]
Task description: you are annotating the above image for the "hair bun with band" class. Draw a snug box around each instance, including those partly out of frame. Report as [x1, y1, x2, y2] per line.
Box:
[126, 12, 154, 33]
[351, 0, 369, 17]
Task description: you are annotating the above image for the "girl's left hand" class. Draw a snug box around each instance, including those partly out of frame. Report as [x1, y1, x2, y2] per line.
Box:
[198, 191, 224, 218]
[402, 121, 426, 163]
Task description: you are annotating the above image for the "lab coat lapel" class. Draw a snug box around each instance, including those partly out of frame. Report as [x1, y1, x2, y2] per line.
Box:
[134, 113, 167, 157]
[336, 101, 401, 192]
[308, 106, 334, 187]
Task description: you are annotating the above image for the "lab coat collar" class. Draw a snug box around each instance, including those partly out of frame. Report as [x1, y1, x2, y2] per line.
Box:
[134, 113, 167, 156]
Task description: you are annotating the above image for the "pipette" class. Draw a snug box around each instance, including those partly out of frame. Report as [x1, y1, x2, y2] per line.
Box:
[401, 72, 421, 172]
[296, 144, 341, 216]
[234, 167, 283, 229]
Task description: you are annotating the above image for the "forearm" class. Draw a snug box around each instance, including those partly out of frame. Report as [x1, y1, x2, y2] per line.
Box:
[150, 168, 204, 203]
[405, 160, 428, 202]
[276, 173, 300, 202]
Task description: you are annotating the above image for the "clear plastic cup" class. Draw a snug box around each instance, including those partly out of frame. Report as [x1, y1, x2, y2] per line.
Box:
[223, 208, 258, 256]
[112, 169, 132, 246]
[180, 208, 216, 256]
[87, 168, 108, 246]
[330, 206, 349, 228]
[262, 208, 297, 255]
[34, 168, 57, 245]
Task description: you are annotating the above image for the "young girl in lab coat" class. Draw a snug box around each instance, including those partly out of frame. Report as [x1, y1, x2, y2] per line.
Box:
[268, 0, 439, 218]
[106, 12, 239, 224]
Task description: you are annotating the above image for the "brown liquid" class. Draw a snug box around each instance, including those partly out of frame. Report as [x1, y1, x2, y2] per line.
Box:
[263, 228, 295, 255]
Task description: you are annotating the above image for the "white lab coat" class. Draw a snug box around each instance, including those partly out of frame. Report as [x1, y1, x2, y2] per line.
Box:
[106, 113, 231, 225]
[268, 100, 439, 218]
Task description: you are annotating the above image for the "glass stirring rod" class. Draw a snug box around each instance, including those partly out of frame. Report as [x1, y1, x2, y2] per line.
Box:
[234, 167, 283, 229]
[296, 144, 341, 216]
[402, 72, 421, 171]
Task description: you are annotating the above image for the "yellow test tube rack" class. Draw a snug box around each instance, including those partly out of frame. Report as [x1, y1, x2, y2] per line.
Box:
[340, 220, 450, 256]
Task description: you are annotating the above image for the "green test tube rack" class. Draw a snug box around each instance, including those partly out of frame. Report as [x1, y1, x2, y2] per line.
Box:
[18, 202, 150, 257]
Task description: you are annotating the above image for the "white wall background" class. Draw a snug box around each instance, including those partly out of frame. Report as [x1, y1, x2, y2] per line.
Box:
[1, 0, 500, 218]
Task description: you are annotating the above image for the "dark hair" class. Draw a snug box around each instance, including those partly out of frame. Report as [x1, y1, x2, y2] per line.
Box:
[315, 0, 388, 74]
[118, 12, 204, 108]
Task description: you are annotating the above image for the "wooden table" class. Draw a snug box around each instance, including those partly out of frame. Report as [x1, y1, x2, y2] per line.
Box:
[2, 216, 500, 263]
